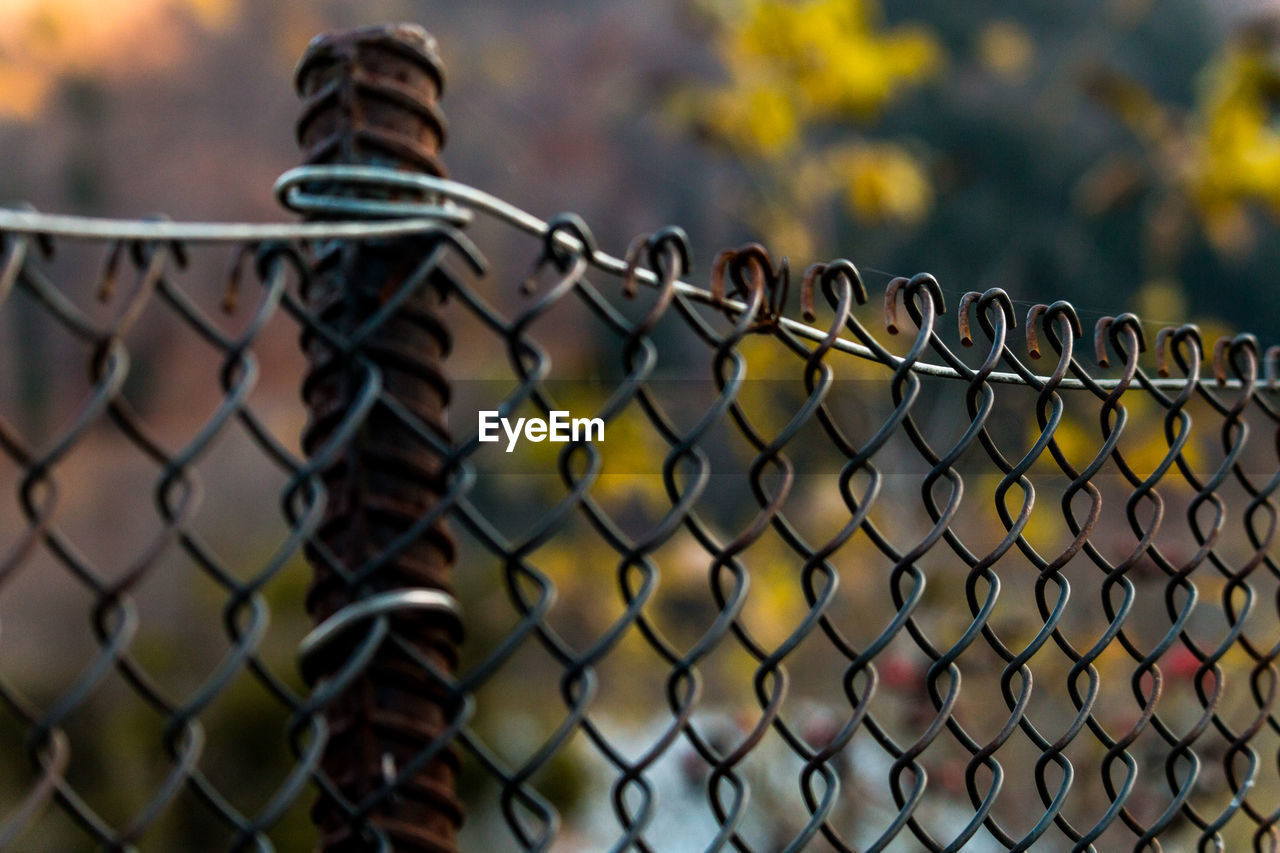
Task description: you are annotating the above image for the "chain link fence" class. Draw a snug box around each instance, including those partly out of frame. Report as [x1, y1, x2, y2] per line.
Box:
[4, 22, 1280, 853]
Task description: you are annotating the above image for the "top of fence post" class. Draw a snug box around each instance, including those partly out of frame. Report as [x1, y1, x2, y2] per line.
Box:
[293, 23, 465, 853]
[296, 23, 448, 178]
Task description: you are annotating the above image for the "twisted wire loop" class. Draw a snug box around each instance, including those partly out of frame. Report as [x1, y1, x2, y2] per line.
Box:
[5, 169, 1280, 852]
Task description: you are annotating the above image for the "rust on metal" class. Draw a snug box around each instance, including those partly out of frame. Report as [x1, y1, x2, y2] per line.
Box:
[295, 23, 463, 853]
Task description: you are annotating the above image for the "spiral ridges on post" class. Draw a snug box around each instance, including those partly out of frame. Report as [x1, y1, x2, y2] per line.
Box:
[294, 24, 462, 853]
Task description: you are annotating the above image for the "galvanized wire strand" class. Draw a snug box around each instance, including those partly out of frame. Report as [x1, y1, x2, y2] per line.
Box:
[2, 166, 1271, 392]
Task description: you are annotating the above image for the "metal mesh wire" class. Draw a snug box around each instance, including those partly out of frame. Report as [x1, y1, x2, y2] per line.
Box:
[3, 170, 1280, 852]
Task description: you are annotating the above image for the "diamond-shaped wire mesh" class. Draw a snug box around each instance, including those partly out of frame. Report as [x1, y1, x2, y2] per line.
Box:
[2, 172, 1280, 853]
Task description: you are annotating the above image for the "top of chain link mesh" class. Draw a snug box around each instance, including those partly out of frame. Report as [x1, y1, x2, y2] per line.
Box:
[0, 163, 1270, 392]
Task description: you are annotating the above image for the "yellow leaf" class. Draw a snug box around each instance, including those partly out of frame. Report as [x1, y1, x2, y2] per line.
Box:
[830, 142, 933, 224]
[706, 84, 799, 156]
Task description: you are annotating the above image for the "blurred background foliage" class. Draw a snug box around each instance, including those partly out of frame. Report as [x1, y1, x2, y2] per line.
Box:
[682, 0, 1280, 341]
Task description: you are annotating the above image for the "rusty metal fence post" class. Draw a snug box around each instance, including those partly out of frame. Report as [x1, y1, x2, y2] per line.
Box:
[293, 24, 464, 853]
